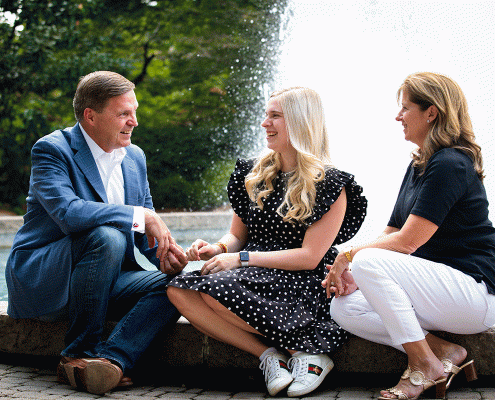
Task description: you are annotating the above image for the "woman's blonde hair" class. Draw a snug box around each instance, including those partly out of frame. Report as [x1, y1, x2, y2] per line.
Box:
[245, 87, 332, 224]
[398, 72, 484, 180]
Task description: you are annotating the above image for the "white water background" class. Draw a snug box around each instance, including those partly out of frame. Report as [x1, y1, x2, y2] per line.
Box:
[274, 0, 495, 244]
[1, 1, 495, 298]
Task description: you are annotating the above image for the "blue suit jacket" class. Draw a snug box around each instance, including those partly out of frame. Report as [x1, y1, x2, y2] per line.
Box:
[6, 124, 161, 318]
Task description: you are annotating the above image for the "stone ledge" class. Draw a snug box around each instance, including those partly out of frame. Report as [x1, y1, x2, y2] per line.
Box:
[0, 212, 233, 247]
[1, 301, 494, 375]
[0, 212, 233, 234]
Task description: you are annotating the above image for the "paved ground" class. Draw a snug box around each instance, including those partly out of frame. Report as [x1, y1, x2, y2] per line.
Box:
[0, 360, 494, 400]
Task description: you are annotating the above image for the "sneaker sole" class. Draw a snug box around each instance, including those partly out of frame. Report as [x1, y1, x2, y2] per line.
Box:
[287, 360, 334, 397]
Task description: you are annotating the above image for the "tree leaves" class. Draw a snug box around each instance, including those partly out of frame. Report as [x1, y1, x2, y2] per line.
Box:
[0, 0, 288, 210]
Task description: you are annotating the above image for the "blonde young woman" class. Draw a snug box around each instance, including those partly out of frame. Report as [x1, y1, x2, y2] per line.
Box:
[167, 87, 367, 397]
[325, 72, 495, 400]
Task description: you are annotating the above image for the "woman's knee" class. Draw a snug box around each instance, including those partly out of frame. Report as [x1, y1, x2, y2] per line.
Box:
[330, 296, 354, 329]
[167, 286, 191, 309]
[351, 248, 392, 281]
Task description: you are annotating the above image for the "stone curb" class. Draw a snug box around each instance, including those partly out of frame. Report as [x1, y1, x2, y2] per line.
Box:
[2, 213, 495, 377]
[1, 302, 495, 376]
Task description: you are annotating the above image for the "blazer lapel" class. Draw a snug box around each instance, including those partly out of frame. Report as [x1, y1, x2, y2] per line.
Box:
[122, 154, 138, 206]
[70, 124, 108, 203]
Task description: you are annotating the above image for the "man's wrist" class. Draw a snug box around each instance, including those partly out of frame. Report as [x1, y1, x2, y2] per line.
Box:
[132, 206, 145, 233]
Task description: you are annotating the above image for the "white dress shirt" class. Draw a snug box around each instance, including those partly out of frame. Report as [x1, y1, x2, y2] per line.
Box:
[80, 124, 145, 233]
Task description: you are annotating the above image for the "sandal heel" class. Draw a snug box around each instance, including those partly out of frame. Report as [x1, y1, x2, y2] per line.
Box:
[442, 358, 478, 389]
[435, 377, 447, 399]
[463, 360, 477, 382]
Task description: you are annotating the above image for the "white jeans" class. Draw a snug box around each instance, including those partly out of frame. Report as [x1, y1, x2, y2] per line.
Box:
[330, 248, 495, 351]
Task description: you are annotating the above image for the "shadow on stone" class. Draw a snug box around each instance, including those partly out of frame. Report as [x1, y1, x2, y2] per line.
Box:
[1, 300, 495, 390]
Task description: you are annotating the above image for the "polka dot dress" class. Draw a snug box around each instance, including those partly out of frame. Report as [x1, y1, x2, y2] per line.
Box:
[169, 159, 367, 354]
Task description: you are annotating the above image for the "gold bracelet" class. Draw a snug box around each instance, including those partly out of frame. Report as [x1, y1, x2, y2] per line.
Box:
[214, 242, 228, 253]
[343, 246, 353, 262]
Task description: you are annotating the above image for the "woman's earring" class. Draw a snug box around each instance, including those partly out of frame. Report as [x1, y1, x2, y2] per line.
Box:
[427, 119, 430, 123]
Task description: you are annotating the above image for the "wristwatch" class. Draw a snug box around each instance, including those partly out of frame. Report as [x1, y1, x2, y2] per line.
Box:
[343, 247, 353, 263]
[239, 251, 249, 267]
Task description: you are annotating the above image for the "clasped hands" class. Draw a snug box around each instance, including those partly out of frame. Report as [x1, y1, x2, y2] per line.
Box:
[322, 251, 358, 298]
[186, 239, 240, 275]
[144, 209, 188, 275]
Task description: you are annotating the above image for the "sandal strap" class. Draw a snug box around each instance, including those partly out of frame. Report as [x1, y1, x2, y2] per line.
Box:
[441, 358, 461, 375]
[388, 386, 410, 399]
[384, 368, 437, 399]
[407, 370, 436, 390]
[401, 367, 412, 380]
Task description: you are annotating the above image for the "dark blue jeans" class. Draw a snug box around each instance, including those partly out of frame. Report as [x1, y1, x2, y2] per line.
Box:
[59, 226, 179, 373]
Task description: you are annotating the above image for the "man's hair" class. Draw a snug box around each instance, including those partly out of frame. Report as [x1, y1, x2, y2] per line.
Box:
[73, 71, 135, 121]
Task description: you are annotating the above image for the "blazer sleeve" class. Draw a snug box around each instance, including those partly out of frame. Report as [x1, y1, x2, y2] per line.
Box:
[30, 135, 135, 235]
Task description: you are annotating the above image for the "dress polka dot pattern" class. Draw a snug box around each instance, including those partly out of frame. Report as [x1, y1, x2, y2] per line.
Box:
[169, 159, 367, 354]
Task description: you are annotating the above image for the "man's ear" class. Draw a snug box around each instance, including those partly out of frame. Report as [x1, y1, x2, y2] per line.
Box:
[83, 108, 96, 125]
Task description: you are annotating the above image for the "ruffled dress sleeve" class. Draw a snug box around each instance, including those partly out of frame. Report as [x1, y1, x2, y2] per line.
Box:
[306, 168, 367, 245]
[227, 158, 255, 221]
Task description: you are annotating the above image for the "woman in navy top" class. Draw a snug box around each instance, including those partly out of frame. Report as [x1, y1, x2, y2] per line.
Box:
[325, 72, 495, 400]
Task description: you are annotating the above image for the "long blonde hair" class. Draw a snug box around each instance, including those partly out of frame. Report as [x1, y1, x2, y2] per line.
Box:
[398, 72, 484, 180]
[245, 87, 332, 223]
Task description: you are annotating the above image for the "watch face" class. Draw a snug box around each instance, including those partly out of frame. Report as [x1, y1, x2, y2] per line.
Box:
[240, 251, 249, 261]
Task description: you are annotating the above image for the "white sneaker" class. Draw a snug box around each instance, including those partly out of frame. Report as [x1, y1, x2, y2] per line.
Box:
[287, 353, 334, 397]
[259, 351, 293, 396]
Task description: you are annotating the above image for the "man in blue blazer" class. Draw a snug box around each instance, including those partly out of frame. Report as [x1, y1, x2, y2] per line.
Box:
[5, 71, 188, 394]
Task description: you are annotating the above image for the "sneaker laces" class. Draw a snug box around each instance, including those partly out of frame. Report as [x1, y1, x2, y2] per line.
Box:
[260, 355, 282, 383]
[289, 356, 308, 382]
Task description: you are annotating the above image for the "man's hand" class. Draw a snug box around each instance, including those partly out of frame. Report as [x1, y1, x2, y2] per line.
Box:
[144, 209, 187, 273]
[164, 243, 188, 275]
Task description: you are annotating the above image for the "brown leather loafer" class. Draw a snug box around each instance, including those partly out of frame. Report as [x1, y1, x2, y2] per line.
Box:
[118, 375, 134, 387]
[57, 356, 124, 394]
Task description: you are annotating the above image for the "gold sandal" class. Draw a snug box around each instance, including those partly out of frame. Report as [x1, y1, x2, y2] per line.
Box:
[441, 359, 477, 389]
[378, 367, 448, 400]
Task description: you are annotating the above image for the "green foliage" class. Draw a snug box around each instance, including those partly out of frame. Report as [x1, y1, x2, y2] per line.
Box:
[134, 124, 237, 210]
[0, 0, 288, 211]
